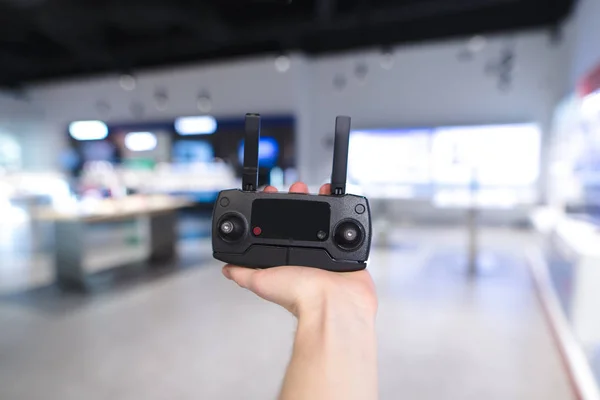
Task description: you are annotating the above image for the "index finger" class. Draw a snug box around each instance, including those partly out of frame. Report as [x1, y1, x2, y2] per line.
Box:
[319, 184, 331, 195]
[289, 182, 309, 194]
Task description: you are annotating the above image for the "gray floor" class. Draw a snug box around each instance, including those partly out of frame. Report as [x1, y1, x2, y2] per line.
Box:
[0, 225, 575, 399]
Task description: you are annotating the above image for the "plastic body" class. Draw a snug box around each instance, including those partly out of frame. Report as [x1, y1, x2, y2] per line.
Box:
[212, 189, 371, 272]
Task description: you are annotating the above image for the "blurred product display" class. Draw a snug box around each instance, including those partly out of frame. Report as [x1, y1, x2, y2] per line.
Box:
[533, 60, 600, 394]
[79, 161, 237, 202]
[35, 195, 190, 290]
[0, 171, 71, 207]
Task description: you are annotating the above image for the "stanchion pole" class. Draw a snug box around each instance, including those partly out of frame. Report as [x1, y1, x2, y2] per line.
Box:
[467, 168, 479, 277]
[467, 205, 478, 277]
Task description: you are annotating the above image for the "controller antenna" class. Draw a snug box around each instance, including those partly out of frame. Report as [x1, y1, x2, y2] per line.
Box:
[331, 116, 351, 195]
[242, 113, 261, 192]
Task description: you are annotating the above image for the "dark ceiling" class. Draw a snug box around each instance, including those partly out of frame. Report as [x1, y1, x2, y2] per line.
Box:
[0, 0, 576, 86]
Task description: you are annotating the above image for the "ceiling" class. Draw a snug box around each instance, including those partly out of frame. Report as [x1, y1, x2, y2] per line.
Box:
[0, 0, 576, 87]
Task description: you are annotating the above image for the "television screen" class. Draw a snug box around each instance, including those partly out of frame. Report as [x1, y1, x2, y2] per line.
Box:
[431, 124, 541, 186]
[238, 137, 280, 169]
[347, 129, 432, 185]
[348, 123, 541, 205]
[173, 140, 214, 164]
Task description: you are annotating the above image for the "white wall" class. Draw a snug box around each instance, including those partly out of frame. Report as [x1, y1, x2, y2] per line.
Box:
[0, 92, 45, 169]
[569, 0, 600, 86]
[306, 31, 570, 183]
[30, 55, 308, 172]
[10, 28, 570, 185]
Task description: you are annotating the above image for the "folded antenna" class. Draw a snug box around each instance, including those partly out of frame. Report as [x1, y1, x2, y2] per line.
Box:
[242, 113, 261, 192]
[331, 116, 351, 196]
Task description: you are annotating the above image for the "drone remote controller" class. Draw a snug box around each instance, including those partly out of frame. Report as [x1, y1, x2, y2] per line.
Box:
[212, 113, 372, 272]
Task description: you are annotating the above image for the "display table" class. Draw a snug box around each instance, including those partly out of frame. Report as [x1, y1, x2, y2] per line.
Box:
[35, 196, 190, 291]
[532, 209, 600, 349]
[551, 216, 600, 349]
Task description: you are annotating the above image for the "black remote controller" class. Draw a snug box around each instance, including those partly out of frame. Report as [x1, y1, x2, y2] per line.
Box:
[212, 113, 372, 272]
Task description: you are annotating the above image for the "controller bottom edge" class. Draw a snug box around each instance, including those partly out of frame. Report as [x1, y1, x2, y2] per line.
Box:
[213, 251, 366, 272]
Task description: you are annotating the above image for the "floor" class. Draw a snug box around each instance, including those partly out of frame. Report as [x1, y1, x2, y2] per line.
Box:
[0, 221, 575, 400]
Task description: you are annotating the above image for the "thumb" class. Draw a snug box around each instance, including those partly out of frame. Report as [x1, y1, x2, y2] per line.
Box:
[222, 265, 300, 314]
[222, 265, 258, 290]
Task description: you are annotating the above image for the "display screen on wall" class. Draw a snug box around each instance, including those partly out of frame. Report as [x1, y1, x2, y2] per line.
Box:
[431, 124, 541, 186]
[173, 140, 214, 164]
[238, 137, 281, 169]
[348, 123, 541, 188]
[348, 129, 432, 184]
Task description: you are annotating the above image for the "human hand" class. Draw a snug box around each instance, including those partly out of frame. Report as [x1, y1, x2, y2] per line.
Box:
[222, 182, 377, 320]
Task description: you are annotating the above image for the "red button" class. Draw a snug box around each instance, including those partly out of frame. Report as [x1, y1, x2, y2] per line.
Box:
[253, 227, 262, 236]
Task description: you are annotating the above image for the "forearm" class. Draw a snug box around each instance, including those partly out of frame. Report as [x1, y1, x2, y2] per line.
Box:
[279, 299, 378, 400]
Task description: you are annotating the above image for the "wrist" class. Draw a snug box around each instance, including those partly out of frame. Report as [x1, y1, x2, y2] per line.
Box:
[295, 286, 377, 328]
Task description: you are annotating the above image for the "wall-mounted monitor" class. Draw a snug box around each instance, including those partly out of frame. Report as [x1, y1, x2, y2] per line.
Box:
[431, 123, 541, 186]
[348, 128, 432, 185]
[348, 123, 541, 204]
[238, 137, 280, 169]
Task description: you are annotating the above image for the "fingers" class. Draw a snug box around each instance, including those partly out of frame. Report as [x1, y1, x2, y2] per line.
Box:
[266, 182, 327, 195]
[222, 265, 257, 289]
[319, 184, 331, 195]
[289, 182, 309, 194]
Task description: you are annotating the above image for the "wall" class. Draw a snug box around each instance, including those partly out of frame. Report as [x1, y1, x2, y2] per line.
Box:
[306, 31, 570, 183]
[0, 92, 44, 170]
[29, 55, 308, 172]
[569, 0, 600, 86]
[21, 29, 570, 186]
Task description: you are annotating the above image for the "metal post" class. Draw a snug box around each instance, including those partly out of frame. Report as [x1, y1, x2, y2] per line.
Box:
[467, 206, 478, 277]
[148, 211, 177, 262]
[54, 220, 87, 291]
[467, 167, 479, 277]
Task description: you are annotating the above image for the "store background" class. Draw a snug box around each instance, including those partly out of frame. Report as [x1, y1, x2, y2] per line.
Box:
[1, 0, 600, 398]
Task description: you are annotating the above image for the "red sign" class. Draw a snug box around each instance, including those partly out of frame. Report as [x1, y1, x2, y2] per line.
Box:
[578, 62, 600, 97]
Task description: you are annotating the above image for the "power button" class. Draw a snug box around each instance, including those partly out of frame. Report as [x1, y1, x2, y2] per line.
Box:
[355, 204, 366, 214]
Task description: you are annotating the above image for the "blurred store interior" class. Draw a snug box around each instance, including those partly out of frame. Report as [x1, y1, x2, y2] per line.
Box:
[1, 0, 600, 398]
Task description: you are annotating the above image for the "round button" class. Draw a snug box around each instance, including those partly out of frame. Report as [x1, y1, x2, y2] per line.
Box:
[317, 230, 327, 241]
[220, 221, 234, 234]
[253, 227, 262, 236]
[355, 204, 366, 214]
[334, 220, 364, 251]
[217, 213, 246, 242]
[220, 197, 230, 207]
[344, 228, 358, 241]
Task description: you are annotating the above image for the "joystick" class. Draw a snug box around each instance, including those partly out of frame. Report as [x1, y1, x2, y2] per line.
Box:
[211, 113, 372, 272]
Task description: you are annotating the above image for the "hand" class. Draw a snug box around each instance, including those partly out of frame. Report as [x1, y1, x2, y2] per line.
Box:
[222, 182, 377, 320]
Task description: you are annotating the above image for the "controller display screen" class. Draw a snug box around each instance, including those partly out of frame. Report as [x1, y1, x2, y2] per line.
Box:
[252, 199, 331, 242]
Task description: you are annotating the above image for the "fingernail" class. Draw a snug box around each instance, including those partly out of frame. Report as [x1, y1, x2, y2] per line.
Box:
[222, 266, 232, 280]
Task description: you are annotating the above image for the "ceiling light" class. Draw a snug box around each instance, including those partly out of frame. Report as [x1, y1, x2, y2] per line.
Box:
[333, 74, 347, 91]
[275, 55, 291, 73]
[467, 35, 487, 53]
[96, 100, 111, 115]
[355, 62, 368, 83]
[197, 92, 212, 113]
[119, 74, 136, 91]
[380, 50, 394, 70]
[155, 89, 168, 111]
[130, 101, 145, 118]
[125, 132, 158, 152]
[68, 120, 109, 141]
[175, 116, 218, 135]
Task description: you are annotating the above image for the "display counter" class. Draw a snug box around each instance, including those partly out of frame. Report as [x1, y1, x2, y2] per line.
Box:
[546, 215, 600, 348]
[35, 195, 191, 291]
[532, 208, 600, 396]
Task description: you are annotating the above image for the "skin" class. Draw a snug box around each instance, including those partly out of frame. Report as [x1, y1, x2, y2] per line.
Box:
[223, 182, 379, 400]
